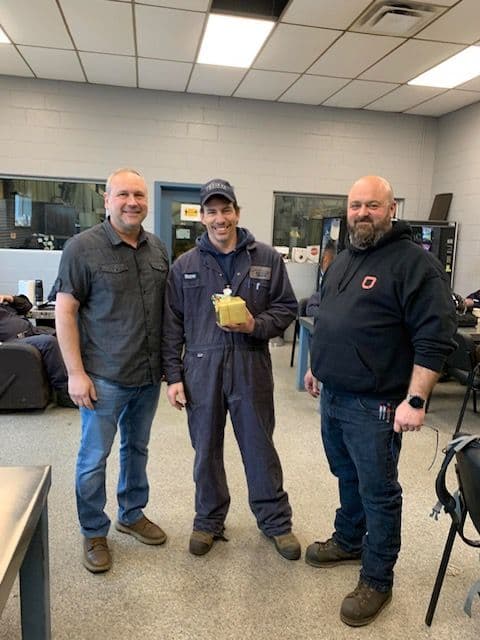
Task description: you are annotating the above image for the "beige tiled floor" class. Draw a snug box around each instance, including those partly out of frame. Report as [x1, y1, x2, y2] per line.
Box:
[1, 345, 479, 639]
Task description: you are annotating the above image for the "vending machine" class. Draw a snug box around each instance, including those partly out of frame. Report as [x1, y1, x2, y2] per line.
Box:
[316, 217, 457, 289]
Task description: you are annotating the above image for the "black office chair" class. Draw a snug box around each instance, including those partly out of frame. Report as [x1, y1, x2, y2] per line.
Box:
[0, 342, 50, 410]
[290, 297, 309, 367]
[425, 335, 480, 625]
[426, 431, 480, 625]
[445, 332, 480, 427]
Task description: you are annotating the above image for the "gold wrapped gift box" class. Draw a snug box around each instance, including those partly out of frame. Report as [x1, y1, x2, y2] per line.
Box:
[214, 296, 247, 325]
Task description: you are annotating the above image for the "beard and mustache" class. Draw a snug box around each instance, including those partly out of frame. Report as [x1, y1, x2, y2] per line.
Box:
[348, 215, 392, 250]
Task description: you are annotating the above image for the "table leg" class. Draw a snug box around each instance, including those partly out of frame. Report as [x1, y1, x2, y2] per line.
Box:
[19, 502, 51, 640]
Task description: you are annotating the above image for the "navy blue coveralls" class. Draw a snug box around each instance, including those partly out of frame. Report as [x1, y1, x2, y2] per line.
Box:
[162, 228, 297, 537]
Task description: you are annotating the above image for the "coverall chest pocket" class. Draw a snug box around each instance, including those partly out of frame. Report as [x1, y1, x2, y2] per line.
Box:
[250, 279, 270, 312]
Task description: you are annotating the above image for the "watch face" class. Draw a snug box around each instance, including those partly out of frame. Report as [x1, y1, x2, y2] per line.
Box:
[408, 395, 425, 409]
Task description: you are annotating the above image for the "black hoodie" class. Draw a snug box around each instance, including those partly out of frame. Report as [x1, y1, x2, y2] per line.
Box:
[310, 220, 456, 399]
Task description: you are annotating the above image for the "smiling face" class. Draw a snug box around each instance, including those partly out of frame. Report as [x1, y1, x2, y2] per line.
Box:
[200, 196, 240, 253]
[104, 171, 148, 240]
[347, 176, 396, 249]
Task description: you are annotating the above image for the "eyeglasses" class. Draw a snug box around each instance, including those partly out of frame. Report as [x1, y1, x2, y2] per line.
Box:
[424, 424, 439, 471]
[348, 201, 387, 212]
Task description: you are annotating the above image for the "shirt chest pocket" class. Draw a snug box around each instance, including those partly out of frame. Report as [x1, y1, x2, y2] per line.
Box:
[150, 261, 168, 285]
[100, 262, 129, 291]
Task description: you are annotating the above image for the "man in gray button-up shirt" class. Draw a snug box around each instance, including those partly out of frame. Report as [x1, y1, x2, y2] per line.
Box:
[55, 168, 169, 573]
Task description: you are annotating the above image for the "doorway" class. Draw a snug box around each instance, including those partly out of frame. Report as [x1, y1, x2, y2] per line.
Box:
[154, 182, 203, 261]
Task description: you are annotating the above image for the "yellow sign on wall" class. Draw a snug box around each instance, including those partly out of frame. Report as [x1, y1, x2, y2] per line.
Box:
[180, 203, 201, 222]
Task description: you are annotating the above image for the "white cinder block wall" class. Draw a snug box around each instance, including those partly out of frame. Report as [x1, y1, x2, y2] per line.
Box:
[432, 101, 480, 296]
[0, 75, 440, 295]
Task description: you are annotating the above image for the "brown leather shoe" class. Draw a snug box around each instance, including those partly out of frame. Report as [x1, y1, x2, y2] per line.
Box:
[83, 536, 111, 573]
[305, 537, 362, 568]
[340, 580, 392, 626]
[115, 515, 167, 545]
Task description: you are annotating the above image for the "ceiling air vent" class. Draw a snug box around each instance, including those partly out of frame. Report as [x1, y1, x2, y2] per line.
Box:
[351, 1, 448, 37]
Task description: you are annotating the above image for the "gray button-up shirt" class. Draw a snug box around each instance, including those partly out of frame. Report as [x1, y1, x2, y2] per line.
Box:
[56, 220, 169, 386]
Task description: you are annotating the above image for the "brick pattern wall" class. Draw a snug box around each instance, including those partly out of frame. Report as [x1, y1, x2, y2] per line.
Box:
[0, 75, 439, 294]
[433, 101, 480, 296]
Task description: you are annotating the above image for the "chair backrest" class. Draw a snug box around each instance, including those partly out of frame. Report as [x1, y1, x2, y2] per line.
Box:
[447, 332, 477, 373]
[457, 438, 480, 536]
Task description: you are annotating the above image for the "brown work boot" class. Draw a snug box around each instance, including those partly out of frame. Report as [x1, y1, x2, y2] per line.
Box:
[83, 536, 111, 573]
[270, 532, 301, 560]
[340, 580, 392, 626]
[189, 530, 215, 556]
[115, 515, 167, 545]
[305, 537, 362, 568]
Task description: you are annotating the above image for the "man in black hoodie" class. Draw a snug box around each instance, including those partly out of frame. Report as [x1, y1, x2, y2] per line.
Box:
[304, 176, 456, 626]
[163, 178, 300, 561]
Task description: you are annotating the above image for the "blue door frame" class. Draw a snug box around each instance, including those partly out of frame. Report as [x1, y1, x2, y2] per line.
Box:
[154, 181, 202, 260]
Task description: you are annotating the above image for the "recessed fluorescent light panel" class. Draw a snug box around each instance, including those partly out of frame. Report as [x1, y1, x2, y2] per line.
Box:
[198, 14, 274, 68]
[0, 27, 10, 44]
[409, 46, 480, 89]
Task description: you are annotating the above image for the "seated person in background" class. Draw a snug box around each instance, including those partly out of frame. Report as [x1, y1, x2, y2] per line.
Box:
[306, 241, 337, 318]
[0, 293, 75, 407]
[464, 289, 480, 311]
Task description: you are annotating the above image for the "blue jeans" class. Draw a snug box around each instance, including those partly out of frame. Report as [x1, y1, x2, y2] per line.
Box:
[76, 376, 160, 538]
[320, 387, 402, 591]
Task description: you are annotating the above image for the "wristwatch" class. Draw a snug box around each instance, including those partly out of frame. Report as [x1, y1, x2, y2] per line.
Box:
[406, 394, 426, 409]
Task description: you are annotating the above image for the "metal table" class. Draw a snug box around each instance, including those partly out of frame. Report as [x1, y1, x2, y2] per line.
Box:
[0, 466, 52, 639]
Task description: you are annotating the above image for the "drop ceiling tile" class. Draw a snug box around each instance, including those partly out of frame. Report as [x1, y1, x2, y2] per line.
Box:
[234, 70, 299, 100]
[188, 64, 246, 96]
[133, 0, 209, 8]
[415, 0, 480, 44]
[458, 76, 480, 92]
[359, 40, 464, 83]
[138, 58, 192, 91]
[18, 46, 85, 82]
[81, 52, 136, 87]
[136, 5, 205, 61]
[60, 0, 134, 55]
[282, 0, 370, 29]
[278, 75, 349, 105]
[366, 84, 446, 112]
[0, 0, 71, 48]
[322, 80, 397, 108]
[406, 90, 480, 117]
[308, 32, 403, 78]
[254, 24, 341, 73]
[0, 43, 34, 76]
[417, 0, 457, 5]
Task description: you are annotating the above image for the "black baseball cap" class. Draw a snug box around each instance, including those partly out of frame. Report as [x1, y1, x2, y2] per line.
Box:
[200, 179, 237, 207]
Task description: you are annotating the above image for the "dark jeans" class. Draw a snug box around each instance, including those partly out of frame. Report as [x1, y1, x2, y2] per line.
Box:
[321, 386, 402, 592]
[20, 334, 68, 389]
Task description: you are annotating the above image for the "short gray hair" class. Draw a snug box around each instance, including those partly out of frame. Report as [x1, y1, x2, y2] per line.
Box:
[105, 168, 144, 193]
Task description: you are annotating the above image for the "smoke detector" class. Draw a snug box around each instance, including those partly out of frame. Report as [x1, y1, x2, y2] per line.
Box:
[351, 1, 447, 37]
